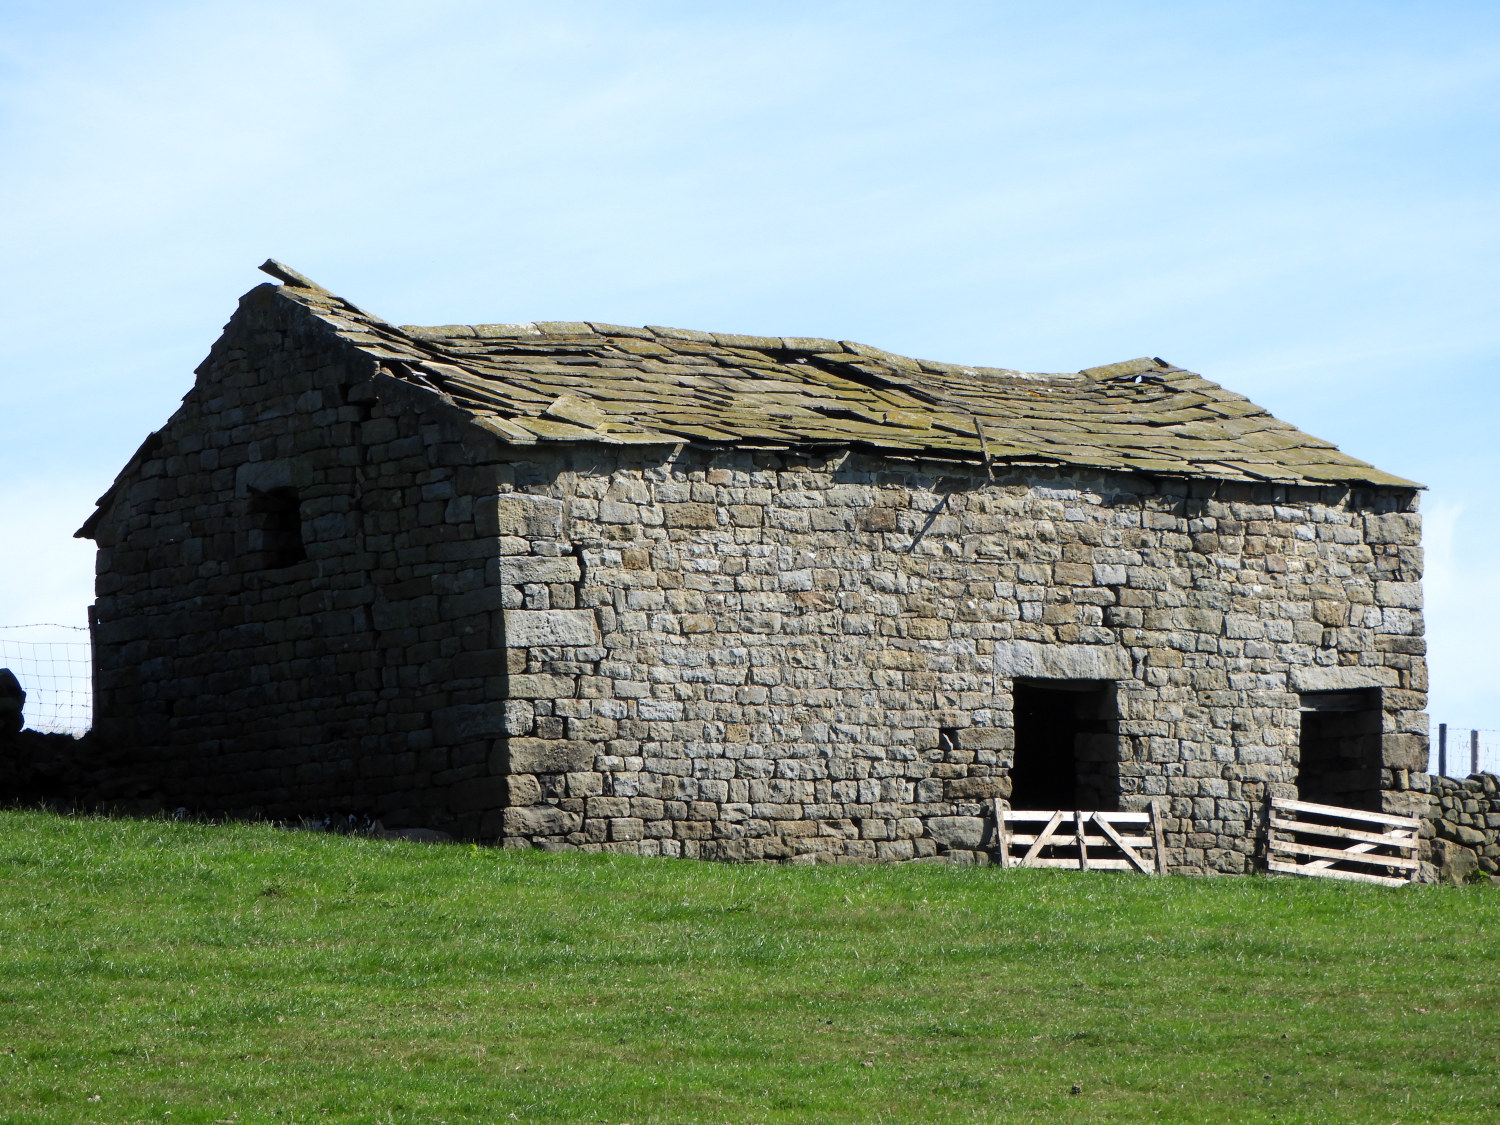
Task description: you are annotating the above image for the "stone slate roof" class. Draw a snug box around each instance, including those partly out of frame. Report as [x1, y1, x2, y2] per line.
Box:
[266, 261, 1415, 489]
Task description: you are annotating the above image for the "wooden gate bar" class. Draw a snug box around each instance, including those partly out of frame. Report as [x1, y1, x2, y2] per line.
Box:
[992, 802, 1166, 874]
[1265, 796, 1420, 886]
[996, 807, 1013, 870]
[1021, 811, 1066, 866]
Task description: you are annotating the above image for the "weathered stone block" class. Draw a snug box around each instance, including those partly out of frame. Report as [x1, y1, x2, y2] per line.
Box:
[1364, 513, 1419, 546]
[946, 776, 1009, 799]
[991, 641, 1131, 680]
[480, 494, 565, 538]
[508, 673, 576, 699]
[1289, 665, 1398, 692]
[610, 817, 645, 841]
[568, 716, 618, 740]
[630, 797, 665, 819]
[662, 503, 716, 528]
[956, 727, 1010, 750]
[506, 738, 596, 774]
[927, 816, 986, 848]
[1376, 581, 1422, 609]
[1432, 838, 1478, 885]
[505, 609, 600, 647]
[1381, 734, 1427, 771]
[508, 774, 542, 805]
[504, 805, 581, 836]
[492, 556, 581, 586]
[1052, 562, 1092, 586]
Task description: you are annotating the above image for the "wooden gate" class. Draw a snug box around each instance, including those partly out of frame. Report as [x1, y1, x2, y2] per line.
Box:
[1265, 797, 1420, 886]
[993, 801, 1167, 874]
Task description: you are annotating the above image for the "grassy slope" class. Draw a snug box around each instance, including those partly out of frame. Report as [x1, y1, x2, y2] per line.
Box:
[0, 811, 1495, 1125]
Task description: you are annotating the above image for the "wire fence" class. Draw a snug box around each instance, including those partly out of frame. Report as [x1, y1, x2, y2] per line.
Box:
[0, 624, 92, 736]
[1430, 725, 1500, 779]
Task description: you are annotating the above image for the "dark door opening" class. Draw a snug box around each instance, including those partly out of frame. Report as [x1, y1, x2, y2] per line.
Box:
[1009, 679, 1119, 810]
[1297, 689, 1383, 811]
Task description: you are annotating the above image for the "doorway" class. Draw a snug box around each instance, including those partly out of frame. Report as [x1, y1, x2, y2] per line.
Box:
[1009, 679, 1119, 810]
[1297, 689, 1383, 811]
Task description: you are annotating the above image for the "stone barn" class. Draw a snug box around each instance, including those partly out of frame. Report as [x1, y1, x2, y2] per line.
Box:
[77, 261, 1429, 871]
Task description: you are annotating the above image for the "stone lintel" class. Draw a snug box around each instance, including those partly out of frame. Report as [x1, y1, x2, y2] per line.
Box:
[1289, 665, 1399, 694]
[992, 641, 1131, 682]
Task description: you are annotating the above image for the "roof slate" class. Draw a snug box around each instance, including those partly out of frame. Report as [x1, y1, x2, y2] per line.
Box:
[261, 261, 1418, 489]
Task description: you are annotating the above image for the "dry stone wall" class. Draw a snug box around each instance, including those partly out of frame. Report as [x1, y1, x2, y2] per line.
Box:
[492, 446, 1427, 872]
[87, 286, 513, 836]
[1430, 773, 1500, 876]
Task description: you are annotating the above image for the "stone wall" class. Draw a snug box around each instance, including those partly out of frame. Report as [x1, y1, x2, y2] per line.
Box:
[0, 669, 21, 738]
[1430, 773, 1500, 878]
[85, 285, 513, 837]
[489, 446, 1426, 872]
[84, 286, 1429, 871]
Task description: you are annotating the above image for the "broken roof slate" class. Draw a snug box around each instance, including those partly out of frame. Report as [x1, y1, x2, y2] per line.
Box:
[259, 260, 1418, 489]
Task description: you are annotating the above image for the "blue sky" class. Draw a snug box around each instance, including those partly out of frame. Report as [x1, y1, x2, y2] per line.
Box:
[2, 0, 1497, 732]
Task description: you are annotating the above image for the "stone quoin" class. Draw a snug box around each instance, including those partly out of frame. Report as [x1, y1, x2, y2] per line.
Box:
[75, 262, 1429, 872]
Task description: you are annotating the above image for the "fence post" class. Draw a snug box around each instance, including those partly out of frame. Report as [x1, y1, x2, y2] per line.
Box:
[1438, 723, 1447, 778]
[1472, 729, 1481, 777]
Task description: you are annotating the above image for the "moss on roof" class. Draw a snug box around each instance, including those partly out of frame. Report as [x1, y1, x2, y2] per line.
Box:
[261, 260, 1419, 490]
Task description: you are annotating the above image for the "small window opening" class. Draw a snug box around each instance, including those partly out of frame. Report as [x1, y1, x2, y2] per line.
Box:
[1009, 679, 1119, 810]
[937, 727, 961, 754]
[249, 486, 306, 568]
[1297, 689, 1383, 811]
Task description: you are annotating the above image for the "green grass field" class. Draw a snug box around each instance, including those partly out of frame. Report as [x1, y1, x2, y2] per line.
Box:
[0, 810, 1495, 1124]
